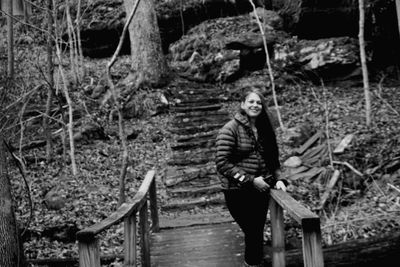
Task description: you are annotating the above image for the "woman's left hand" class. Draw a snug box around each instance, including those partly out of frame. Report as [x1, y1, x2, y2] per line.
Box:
[275, 180, 287, 192]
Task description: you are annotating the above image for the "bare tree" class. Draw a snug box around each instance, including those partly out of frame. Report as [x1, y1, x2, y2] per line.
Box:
[248, 0, 285, 130]
[43, 0, 55, 161]
[53, 0, 78, 175]
[107, 0, 141, 206]
[6, 0, 14, 79]
[123, 0, 169, 87]
[0, 137, 20, 266]
[358, 0, 371, 126]
[76, 0, 84, 77]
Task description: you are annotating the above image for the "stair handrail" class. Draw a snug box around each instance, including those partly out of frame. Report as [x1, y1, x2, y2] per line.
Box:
[269, 189, 324, 267]
[76, 170, 158, 267]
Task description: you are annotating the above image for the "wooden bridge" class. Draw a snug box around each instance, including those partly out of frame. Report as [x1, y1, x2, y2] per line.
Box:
[76, 170, 324, 267]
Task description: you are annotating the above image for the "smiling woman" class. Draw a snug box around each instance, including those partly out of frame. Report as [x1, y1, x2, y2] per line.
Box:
[215, 87, 287, 267]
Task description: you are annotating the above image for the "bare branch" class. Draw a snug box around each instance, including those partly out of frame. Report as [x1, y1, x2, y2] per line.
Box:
[332, 161, 363, 177]
[247, 0, 285, 130]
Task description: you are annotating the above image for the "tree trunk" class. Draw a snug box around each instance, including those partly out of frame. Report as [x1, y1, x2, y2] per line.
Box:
[0, 137, 20, 266]
[358, 0, 371, 126]
[6, 0, 14, 79]
[395, 0, 400, 39]
[44, 0, 54, 162]
[0, 0, 28, 16]
[123, 0, 169, 87]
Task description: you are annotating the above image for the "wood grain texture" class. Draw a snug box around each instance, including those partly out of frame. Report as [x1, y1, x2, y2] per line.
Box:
[151, 222, 244, 267]
[270, 198, 286, 267]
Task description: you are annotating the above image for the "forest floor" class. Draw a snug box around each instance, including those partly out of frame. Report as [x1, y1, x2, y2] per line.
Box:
[6, 52, 400, 265]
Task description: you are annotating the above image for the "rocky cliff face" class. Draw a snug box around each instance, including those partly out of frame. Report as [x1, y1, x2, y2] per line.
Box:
[77, 0, 399, 70]
[273, 0, 400, 67]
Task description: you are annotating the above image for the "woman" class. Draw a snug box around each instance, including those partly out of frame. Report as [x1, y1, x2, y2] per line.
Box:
[215, 88, 286, 267]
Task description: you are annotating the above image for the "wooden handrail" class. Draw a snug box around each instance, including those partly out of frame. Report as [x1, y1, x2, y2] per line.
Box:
[269, 189, 324, 267]
[76, 170, 158, 267]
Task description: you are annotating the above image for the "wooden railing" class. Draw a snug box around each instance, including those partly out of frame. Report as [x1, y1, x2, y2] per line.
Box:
[269, 189, 324, 267]
[76, 170, 158, 267]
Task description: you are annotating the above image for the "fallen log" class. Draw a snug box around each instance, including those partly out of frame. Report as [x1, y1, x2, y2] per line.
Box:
[268, 230, 400, 267]
[295, 130, 323, 155]
[300, 144, 326, 165]
[287, 167, 325, 181]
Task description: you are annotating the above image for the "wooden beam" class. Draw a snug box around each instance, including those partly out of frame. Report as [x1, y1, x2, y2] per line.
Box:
[301, 221, 324, 267]
[76, 170, 155, 241]
[149, 179, 159, 232]
[333, 134, 354, 154]
[295, 131, 322, 155]
[270, 197, 285, 267]
[270, 190, 319, 225]
[124, 213, 137, 267]
[140, 201, 151, 267]
[78, 238, 100, 267]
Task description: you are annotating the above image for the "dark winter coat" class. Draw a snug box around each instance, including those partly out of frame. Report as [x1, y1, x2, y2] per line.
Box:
[215, 111, 280, 190]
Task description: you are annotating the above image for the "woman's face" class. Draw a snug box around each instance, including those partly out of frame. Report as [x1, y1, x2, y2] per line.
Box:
[241, 92, 262, 118]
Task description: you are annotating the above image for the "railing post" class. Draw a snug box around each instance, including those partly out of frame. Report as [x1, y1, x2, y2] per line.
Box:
[149, 179, 159, 232]
[269, 196, 285, 267]
[301, 220, 324, 267]
[140, 200, 151, 267]
[78, 238, 101, 267]
[124, 213, 137, 267]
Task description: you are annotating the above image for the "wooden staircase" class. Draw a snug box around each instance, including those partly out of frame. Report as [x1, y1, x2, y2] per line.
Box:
[162, 80, 231, 212]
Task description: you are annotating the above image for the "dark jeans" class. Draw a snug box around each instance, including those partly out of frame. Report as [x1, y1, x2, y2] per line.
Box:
[223, 188, 269, 265]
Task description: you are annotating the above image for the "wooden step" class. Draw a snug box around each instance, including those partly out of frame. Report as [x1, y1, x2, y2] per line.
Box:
[175, 110, 229, 119]
[159, 207, 233, 229]
[168, 148, 215, 166]
[167, 174, 220, 190]
[176, 130, 218, 143]
[171, 114, 229, 128]
[171, 138, 215, 151]
[172, 87, 223, 96]
[161, 193, 225, 211]
[170, 104, 222, 113]
[175, 98, 221, 106]
[169, 122, 225, 135]
[168, 184, 222, 198]
[165, 164, 216, 187]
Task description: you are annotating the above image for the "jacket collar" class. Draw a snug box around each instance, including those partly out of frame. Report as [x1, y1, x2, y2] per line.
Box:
[234, 112, 251, 128]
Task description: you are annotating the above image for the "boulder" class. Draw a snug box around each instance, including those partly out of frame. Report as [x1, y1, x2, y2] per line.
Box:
[44, 189, 66, 211]
[73, 121, 108, 143]
[283, 156, 302, 168]
[217, 58, 241, 83]
[273, 36, 361, 83]
[250, 7, 284, 30]
[170, 11, 288, 83]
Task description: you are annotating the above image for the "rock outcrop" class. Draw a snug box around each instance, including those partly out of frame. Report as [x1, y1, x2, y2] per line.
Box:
[78, 0, 257, 57]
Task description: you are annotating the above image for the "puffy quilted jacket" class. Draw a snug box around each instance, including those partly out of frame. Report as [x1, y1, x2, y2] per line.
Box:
[216, 112, 279, 190]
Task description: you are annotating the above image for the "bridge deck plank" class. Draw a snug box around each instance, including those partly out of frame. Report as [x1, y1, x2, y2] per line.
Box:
[151, 222, 245, 267]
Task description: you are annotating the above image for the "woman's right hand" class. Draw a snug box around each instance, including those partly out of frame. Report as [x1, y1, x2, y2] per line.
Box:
[253, 176, 270, 192]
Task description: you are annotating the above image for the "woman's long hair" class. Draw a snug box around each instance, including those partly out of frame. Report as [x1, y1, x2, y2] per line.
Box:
[239, 88, 281, 173]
